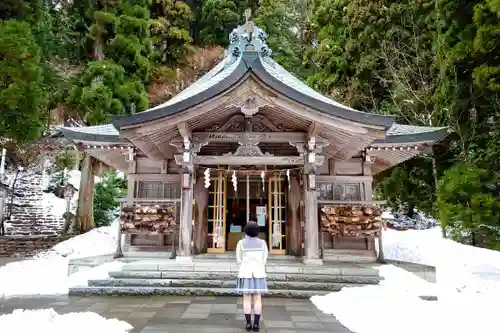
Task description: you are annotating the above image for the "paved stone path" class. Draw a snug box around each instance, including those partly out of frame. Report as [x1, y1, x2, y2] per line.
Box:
[0, 295, 352, 333]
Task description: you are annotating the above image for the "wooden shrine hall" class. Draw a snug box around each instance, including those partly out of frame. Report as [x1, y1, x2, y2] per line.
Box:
[59, 16, 448, 265]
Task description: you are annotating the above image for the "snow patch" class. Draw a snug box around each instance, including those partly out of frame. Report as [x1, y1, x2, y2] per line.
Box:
[312, 265, 500, 333]
[0, 221, 122, 298]
[313, 225, 500, 333]
[0, 309, 132, 333]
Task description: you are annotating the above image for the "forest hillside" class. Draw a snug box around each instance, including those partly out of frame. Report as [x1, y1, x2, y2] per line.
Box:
[0, 0, 499, 248]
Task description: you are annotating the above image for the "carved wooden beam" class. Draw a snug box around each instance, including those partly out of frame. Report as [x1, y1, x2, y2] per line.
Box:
[174, 154, 325, 166]
[190, 131, 327, 144]
[205, 114, 282, 132]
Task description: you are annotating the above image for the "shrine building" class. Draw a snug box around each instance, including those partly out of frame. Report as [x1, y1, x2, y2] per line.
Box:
[58, 17, 447, 265]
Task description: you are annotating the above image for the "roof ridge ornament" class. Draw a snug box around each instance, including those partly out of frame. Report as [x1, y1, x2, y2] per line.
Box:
[226, 9, 272, 62]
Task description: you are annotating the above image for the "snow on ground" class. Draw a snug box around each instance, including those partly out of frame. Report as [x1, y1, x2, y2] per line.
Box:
[377, 227, 443, 266]
[0, 221, 122, 298]
[312, 264, 500, 333]
[313, 218, 500, 333]
[0, 309, 132, 333]
[377, 226, 500, 294]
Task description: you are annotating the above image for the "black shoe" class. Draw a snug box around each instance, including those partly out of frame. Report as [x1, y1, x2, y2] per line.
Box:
[253, 314, 261, 332]
[245, 314, 252, 331]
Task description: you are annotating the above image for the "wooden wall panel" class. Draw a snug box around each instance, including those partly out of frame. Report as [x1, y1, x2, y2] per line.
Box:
[334, 158, 363, 175]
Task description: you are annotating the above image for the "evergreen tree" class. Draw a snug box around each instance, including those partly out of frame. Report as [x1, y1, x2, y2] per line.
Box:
[150, 0, 193, 65]
[199, 0, 240, 46]
[66, 60, 148, 124]
[108, 0, 154, 82]
[93, 170, 127, 227]
[254, 0, 310, 77]
[0, 20, 48, 142]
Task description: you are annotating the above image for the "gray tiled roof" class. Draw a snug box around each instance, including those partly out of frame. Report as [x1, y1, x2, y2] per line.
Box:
[58, 124, 123, 143]
[146, 58, 239, 112]
[387, 124, 447, 136]
[63, 124, 119, 136]
[373, 124, 448, 144]
[260, 58, 358, 112]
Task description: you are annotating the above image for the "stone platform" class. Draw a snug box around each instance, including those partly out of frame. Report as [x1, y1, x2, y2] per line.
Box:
[70, 255, 381, 298]
[0, 295, 354, 333]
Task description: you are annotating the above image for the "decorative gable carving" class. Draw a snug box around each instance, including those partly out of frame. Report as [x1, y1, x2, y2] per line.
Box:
[205, 114, 292, 133]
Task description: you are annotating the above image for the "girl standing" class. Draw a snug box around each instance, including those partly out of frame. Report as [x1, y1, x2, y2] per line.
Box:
[235, 221, 269, 332]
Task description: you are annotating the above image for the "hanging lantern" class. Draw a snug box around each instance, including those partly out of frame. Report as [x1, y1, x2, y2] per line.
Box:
[204, 168, 211, 188]
[260, 170, 265, 191]
[231, 170, 237, 192]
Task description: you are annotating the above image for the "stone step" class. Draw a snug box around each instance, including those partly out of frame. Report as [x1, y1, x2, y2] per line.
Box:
[108, 270, 381, 284]
[194, 253, 299, 262]
[121, 260, 380, 277]
[68, 286, 330, 298]
[88, 278, 370, 291]
[323, 250, 377, 264]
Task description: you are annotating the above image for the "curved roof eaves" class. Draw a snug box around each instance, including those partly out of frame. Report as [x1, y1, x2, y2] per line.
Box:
[372, 125, 448, 144]
[253, 56, 395, 129]
[59, 125, 123, 143]
[112, 56, 247, 129]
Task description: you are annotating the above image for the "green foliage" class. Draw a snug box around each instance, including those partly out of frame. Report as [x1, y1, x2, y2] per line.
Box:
[108, 0, 154, 82]
[437, 162, 500, 248]
[0, 20, 48, 142]
[377, 160, 435, 217]
[55, 149, 77, 170]
[254, 0, 311, 78]
[199, 0, 240, 46]
[150, 0, 193, 65]
[93, 171, 127, 227]
[67, 60, 148, 124]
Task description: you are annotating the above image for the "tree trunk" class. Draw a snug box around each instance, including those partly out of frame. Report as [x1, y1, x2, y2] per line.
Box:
[93, 36, 105, 61]
[76, 154, 95, 233]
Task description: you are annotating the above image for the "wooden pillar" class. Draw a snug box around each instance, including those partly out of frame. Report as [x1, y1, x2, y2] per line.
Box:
[288, 175, 301, 256]
[303, 174, 322, 265]
[0, 187, 6, 236]
[193, 175, 208, 253]
[363, 152, 375, 250]
[76, 153, 95, 233]
[178, 171, 194, 261]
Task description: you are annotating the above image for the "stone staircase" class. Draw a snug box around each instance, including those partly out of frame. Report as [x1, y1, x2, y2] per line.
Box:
[70, 255, 381, 298]
[4, 171, 72, 236]
[5, 168, 77, 236]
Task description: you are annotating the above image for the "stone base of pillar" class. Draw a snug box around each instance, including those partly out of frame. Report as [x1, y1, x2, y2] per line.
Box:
[175, 256, 193, 263]
[303, 258, 323, 266]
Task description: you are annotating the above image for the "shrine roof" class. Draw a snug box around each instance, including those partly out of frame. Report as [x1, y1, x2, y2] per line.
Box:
[57, 124, 123, 144]
[57, 123, 447, 147]
[111, 20, 395, 129]
[372, 124, 448, 145]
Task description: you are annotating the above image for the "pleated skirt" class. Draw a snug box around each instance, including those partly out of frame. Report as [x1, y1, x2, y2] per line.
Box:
[235, 277, 268, 294]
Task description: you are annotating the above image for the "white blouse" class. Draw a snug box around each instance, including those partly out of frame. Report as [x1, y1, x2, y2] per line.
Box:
[236, 238, 269, 278]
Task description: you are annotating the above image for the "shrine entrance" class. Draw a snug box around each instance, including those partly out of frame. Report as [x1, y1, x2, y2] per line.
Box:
[205, 170, 288, 254]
